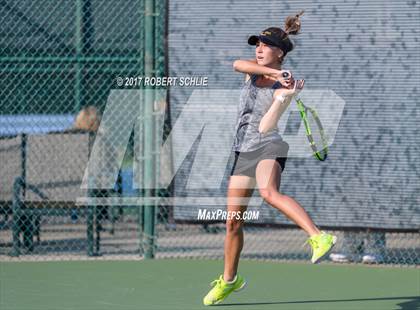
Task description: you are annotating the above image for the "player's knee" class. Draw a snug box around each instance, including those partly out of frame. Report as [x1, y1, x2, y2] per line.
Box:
[226, 218, 243, 234]
[259, 188, 277, 203]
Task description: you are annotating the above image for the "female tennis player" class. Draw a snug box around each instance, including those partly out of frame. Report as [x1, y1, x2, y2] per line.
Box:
[203, 11, 337, 306]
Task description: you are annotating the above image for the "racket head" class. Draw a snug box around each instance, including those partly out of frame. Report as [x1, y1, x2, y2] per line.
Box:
[296, 98, 328, 161]
[306, 106, 328, 161]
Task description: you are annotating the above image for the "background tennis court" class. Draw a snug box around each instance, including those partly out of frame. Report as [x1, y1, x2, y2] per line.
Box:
[0, 0, 419, 309]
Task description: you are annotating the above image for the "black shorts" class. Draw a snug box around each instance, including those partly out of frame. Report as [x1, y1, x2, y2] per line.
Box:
[230, 140, 289, 178]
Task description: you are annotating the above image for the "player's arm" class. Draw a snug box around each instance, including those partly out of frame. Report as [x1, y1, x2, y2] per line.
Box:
[233, 59, 291, 85]
[258, 80, 304, 134]
[258, 88, 293, 134]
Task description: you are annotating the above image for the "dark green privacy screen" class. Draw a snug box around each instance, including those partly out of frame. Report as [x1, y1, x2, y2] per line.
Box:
[0, 0, 145, 114]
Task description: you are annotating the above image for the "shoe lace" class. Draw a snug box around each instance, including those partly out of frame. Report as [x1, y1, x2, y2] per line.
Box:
[210, 277, 223, 288]
[304, 237, 319, 250]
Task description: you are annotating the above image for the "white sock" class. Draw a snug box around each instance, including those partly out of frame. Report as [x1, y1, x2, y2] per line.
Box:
[224, 275, 237, 284]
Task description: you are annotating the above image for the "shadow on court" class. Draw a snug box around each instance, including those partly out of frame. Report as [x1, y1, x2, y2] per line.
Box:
[218, 296, 420, 310]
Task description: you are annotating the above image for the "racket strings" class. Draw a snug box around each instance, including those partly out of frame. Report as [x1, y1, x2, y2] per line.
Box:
[296, 98, 328, 161]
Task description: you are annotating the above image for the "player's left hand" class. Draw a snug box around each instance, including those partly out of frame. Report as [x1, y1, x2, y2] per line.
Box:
[281, 79, 305, 96]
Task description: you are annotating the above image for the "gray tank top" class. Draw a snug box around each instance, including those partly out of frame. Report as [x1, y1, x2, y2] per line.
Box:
[232, 74, 286, 152]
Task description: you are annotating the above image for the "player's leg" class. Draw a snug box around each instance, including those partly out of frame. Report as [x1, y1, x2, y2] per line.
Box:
[255, 158, 320, 236]
[255, 159, 336, 263]
[203, 175, 254, 306]
[224, 175, 255, 281]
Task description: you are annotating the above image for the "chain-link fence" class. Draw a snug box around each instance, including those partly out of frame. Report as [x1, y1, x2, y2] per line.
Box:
[1, 0, 419, 266]
[0, 0, 164, 259]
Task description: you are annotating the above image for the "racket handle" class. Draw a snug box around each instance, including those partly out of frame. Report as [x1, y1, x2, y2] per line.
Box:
[282, 71, 291, 79]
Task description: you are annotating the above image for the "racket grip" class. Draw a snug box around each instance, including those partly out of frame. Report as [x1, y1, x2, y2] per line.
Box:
[282, 71, 291, 79]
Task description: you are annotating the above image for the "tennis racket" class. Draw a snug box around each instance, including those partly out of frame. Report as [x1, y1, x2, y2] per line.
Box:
[294, 94, 328, 161]
[281, 72, 328, 161]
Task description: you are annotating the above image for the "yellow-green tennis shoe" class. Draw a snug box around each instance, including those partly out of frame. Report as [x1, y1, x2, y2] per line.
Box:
[306, 231, 337, 264]
[203, 274, 246, 306]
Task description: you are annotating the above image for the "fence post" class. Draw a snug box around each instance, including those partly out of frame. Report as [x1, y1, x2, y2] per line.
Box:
[75, 0, 93, 112]
[143, 0, 156, 259]
[10, 178, 22, 257]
